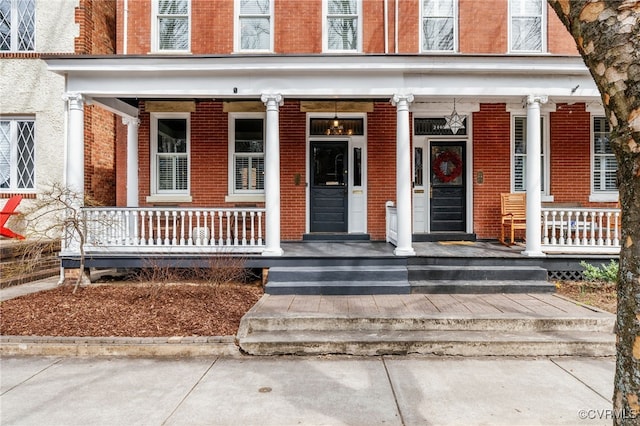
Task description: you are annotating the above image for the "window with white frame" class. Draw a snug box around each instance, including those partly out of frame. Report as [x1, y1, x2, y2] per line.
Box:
[513, 116, 548, 194]
[0, 117, 35, 191]
[230, 116, 264, 194]
[593, 116, 617, 193]
[151, 114, 189, 194]
[509, 0, 545, 52]
[153, 0, 190, 52]
[0, 0, 35, 52]
[325, 0, 360, 52]
[421, 0, 456, 52]
[236, 0, 272, 52]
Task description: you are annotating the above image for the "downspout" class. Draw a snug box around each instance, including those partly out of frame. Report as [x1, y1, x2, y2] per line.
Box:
[123, 0, 128, 54]
[394, 0, 398, 53]
[384, 0, 388, 54]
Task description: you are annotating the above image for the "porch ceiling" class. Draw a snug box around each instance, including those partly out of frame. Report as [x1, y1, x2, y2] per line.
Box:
[45, 54, 602, 105]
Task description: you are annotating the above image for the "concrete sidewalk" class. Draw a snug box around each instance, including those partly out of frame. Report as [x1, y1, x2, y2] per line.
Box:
[1, 355, 618, 426]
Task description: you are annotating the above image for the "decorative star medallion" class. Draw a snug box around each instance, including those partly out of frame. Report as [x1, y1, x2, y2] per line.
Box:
[444, 107, 466, 135]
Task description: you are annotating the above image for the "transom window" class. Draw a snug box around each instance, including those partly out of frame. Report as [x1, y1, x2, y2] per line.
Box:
[0, 0, 35, 52]
[593, 117, 617, 193]
[154, 0, 190, 52]
[512, 116, 548, 194]
[236, 0, 272, 52]
[151, 114, 189, 194]
[325, 0, 360, 52]
[421, 0, 456, 52]
[0, 117, 35, 191]
[509, 0, 545, 52]
[231, 117, 265, 194]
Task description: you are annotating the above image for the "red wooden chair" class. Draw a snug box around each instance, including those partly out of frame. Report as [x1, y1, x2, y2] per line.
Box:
[0, 195, 25, 240]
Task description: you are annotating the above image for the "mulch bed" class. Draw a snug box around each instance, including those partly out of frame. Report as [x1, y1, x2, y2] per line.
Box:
[0, 282, 263, 337]
[555, 280, 616, 314]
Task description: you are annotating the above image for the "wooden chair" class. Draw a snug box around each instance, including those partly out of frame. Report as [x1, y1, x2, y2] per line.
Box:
[0, 195, 25, 240]
[500, 193, 526, 245]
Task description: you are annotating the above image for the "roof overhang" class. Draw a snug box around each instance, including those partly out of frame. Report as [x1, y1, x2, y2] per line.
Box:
[44, 53, 602, 106]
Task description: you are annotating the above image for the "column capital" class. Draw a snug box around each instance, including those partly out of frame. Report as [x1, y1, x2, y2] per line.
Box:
[62, 92, 84, 109]
[261, 93, 283, 108]
[391, 93, 414, 107]
[526, 95, 548, 105]
[122, 116, 141, 127]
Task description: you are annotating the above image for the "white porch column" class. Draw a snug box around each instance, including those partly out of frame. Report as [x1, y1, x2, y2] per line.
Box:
[392, 94, 416, 256]
[123, 117, 140, 207]
[523, 94, 548, 257]
[261, 93, 284, 256]
[63, 92, 85, 200]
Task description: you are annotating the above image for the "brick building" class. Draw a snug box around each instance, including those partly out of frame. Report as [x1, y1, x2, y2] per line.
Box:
[43, 0, 619, 261]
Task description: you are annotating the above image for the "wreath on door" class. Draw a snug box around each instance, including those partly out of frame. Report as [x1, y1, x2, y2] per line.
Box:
[432, 150, 463, 183]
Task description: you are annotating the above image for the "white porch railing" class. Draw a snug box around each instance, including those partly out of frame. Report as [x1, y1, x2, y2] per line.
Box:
[74, 207, 266, 254]
[542, 206, 621, 254]
[385, 201, 398, 245]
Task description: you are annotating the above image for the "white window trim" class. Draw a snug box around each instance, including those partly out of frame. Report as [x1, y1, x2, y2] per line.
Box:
[322, 0, 363, 53]
[1, 0, 35, 52]
[151, 0, 191, 54]
[149, 112, 191, 200]
[234, 0, 274, 53]
[590, 114, 619, 202]
[508, 0, 547, 54]
[226, 112, 266, 202]
[419, 0, 458, 53]
[510, 114, 553, 202]
[0, 116, 36, 193]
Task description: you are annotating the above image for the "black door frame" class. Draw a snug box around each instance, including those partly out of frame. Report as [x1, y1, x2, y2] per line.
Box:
[429, 140, 467, 233]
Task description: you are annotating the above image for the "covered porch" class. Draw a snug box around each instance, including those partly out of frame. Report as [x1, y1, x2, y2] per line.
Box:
[44, 54, 614, 263]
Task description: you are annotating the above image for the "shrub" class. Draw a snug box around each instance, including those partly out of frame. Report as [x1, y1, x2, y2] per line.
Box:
[579, 260, 618, 283]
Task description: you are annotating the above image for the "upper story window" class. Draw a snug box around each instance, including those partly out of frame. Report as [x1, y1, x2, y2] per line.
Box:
[236, 0, 272, 52]
[512, 115, 549, 195]
[592, 116, 617, 194]
[0, 0, 35, 52]
[229, 115, 265, 196]
[151, 114, 190, 195]
[421, 0, 456, 52]
[324, 0, 361, 52]
[509, 0, 545, 53]
[0, 117, 35, 191]
[153, 0, 190, 52]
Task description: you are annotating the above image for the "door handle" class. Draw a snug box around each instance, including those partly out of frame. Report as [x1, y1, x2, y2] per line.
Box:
[430, 185, 433, 199]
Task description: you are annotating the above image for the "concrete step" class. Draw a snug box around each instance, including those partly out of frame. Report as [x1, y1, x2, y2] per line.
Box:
[410, 279, 555, 294]
[238, 330, 615, 357]
[408, 265, 548, 281]
[239, 314, 614, 334]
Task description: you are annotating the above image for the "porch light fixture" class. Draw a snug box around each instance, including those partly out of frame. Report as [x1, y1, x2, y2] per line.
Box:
[444, 99, 466, 135]
[325, 101, 353, 135]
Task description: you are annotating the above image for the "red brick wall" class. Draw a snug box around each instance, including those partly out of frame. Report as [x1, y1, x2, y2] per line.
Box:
[367, 102, 397, 240]
[472, 104, 511, 239]
[547, 5, 579, 54]
[550, 103, 591, 204]
[279, 101, 307, 239]
[275, 0, 321, 53]
[397, 0, 419, 53]
[459, 0, 508, 54]
[76, 0, 117, 205]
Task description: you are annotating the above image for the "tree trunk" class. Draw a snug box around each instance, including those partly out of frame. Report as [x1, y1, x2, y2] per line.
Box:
[548, 1, 640, 424]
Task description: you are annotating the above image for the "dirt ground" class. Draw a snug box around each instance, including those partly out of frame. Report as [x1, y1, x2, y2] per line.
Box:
[0, 279, 615, 338]
[0, 281, 263, 337]
[555, 280, 617, 313]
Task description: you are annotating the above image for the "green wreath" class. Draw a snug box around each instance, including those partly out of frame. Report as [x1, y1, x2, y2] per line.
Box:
[432, 150, 463, 183]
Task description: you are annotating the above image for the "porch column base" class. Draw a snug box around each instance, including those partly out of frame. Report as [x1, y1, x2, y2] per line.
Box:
[521, 249, 545, 257]
[262, 248, 284, 257]
[394, 247, 416, 256]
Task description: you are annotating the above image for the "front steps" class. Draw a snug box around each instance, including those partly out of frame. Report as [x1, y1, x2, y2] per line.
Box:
[237, 293, 615, 356]
[265, 261, 410, 295]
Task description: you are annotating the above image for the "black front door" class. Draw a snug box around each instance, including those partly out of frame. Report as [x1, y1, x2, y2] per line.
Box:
[310, 141, 348, 233]
[430, 142, 466, 232]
